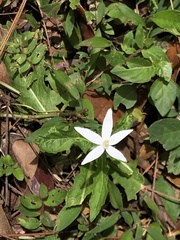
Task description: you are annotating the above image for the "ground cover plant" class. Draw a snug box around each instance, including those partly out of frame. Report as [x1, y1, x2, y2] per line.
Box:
[0, 0, 180, 239]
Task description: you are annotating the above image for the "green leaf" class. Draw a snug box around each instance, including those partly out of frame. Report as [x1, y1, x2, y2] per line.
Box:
[20, 194, 42, 210]
[168, 146, 180, 175]
[156, 177, 180, 222]
[108, 180, 123, 210]
[44, 188, 66, 207]
[140, 193, 158, 219]
[111, 65, 155, 83]
[147, 222, 167, 240]
[13, 167, 24, 181]
[97, 1, 106, 24]
[89, 158, 109, 221]
[120, 230, 134, 240]
[41, 2, 61, 17]
[112, 161, 144, 201]
[53, 69, 80, 100]
[19, 217, 41, 231]
[69, 0, 80, 10]
[79, 37, 112, 48]
[149, 119, 180, 150]
[40, 211, 54, 228]
[107, 3, 145, 26]
[142, 46, 169, 62]
[151, 10, 180, 36]
[135, 25, 144, 48]
[27, 118, 93, 154]
[18, 204, 40, 217]
[29, 44, 45, 64]
[65, 9, 75, 37]
[39, 183, 49, 199]
[114, 85, 137, 109]
[103, 49, 125, 67]
[66, 165, 94, 207]
[149, 79, 177, 116]
[14, 64, 60, 112]
[87, 211, 119, 234]
[56, 205, 82, 231]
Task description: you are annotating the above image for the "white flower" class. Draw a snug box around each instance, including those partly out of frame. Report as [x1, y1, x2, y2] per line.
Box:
[75, 108, 133, 165]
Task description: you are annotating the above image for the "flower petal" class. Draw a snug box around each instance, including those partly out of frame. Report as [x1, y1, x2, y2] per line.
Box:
[102, 108, 113, 140]
[75, 127, 102, 145]
[109, 129, 133, 145]
[81, 146, 104, 165]
[106, 146, 127, 162]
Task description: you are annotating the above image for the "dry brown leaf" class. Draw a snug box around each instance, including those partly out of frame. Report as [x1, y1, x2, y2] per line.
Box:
[83, 89, 125, 124]
[139, 144, 156, 160]
[12, 140, 39, 179]
[0, 61, 11, 84]
[0, 203, 13, 234]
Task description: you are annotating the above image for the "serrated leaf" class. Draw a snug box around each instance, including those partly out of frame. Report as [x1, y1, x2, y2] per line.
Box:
[149, 119, 180, 150]
[111, 65, 155, 83]
[112, 161, 144, 201]
[151, 10, 180, 36]
[56, 205, 82, 231]
[79, 37, 112, 48]
[66, 165, 94, 207]
[26, 117, 94, 154]
[114, 85, 137, 109]
[149, 79, 177, 116]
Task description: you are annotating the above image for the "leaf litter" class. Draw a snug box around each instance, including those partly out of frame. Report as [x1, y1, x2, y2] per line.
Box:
[0, 0, 180, 239]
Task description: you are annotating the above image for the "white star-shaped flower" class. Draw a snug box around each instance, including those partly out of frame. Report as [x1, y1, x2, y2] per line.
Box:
[75, 108, 133, 165]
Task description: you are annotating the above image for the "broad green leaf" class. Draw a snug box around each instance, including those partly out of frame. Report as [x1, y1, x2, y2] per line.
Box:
[149, 119, 180, 150]
[142, 46, 172, 81]
[69, 0, 80, 10]
[56, 205, 82, 231]
[112, 161, 144, 201]
[147, 222, 167, 240]
[107, 3, 145, 26]
[87, 211, 119, 234]
[66, 165, 94, 207]
[114, 85, 137, 109]
[14, 64, 60, 112]
[89, 158, 109, 221]
[122, 211, 133, 226]
[65, 9, 75, 37]
[135, 25, 144, 48]
[121, 31, 135, 54]
[111, 65, 155, 83]
[39, 183, 49, 199]
[168, 146, 180, 175]
[20, 194, 42, 210]
[149, 79, 177, 116]
[79, 37, 112, 48]
[53, 69, 80, 100]
[103, 49, 125, 67]
[97, 1, 106, 24]
[30, 44, 45, 64]
[44, 189, 66, 207]
[41, 2, 61, 17]
[101, 73, 112, 95]
[108, 180, 123, 210]
[26, 117, 94, 154]
[156, 177, 180, 222]
[13, 167, 24, 181]
[19, 217, 41, 230]
[18, 204, 40, 217]
[120, 230, 134, 240]
[40, 211, 54, 228]
[151, 10, 180, 36]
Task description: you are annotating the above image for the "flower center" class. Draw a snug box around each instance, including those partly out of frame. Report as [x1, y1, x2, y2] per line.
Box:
[103, 139, 109, 149]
